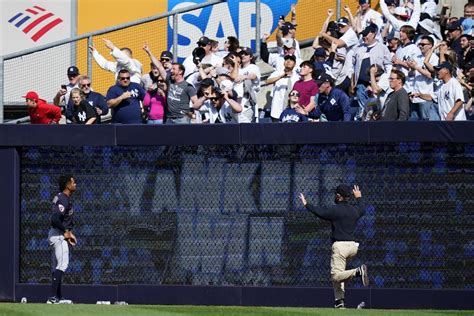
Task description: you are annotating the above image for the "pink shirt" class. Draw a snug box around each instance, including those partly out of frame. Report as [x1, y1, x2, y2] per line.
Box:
[143, 91, 166, 120]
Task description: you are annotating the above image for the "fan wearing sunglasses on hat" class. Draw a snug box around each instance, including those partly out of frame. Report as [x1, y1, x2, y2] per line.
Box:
[65, 76, 109, 124]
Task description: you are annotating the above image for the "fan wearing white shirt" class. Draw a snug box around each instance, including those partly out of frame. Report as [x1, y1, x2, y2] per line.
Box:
[407, 35, 440, 120]
[90, 39, 143, 84]
[380, 0, 421, 32]
[354, 0, 384, 37]
[319, 16, 359, 104]
[392, 25, 423, 94]
[183, 36, 223, 79]
[264, 54, 300, 121]
[236, 47, 261, 123]
[413, 62, 466, 121]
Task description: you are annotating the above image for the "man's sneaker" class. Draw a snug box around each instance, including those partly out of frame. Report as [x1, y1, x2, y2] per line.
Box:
[360, 264, 369, 287]
[58, 298, 73, 304]
[334, 299, 345, 309]
[46, 296, 60, 304]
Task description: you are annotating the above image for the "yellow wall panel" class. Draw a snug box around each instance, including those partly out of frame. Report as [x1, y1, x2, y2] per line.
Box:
[76, 0, 168, 95]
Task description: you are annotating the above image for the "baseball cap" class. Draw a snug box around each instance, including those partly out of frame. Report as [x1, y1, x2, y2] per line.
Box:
[336, 17, 349, 26]
[316, 73, 334, 85]
[160, 50, 173, 60]
[335, 184, 352, 198]
[192, 47, 206, 62]
[313, 47, 326, 57]
[359, 0, 370, 4]
[22, 91, 39, 102]
[281, 21, 296, 31]
[394, 7, 409, 18]
[282, 38, 295, 48]
[361, 23, 378, 36]
[67, 66, 79, 76]
[197, 36, 211, 46]
[446, 20, 462, 31]
[239, 46, 253, 55]
[284, 54, 297, 62]
[434, 61, 454, 72]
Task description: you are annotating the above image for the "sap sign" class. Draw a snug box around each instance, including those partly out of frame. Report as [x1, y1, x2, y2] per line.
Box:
[168, 0, 296, 62]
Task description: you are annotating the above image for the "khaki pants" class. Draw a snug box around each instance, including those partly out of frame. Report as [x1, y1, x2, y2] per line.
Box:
[330, 241, 359, 301]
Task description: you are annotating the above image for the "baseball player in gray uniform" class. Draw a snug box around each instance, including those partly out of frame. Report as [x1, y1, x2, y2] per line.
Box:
[46, 175, 77, 304]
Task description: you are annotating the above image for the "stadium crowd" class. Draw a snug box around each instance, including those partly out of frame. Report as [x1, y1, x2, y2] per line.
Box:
[23, 0, 474, 124]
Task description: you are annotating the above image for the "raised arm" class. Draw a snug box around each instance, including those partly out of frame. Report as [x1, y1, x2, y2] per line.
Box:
[408, 0, 421, 29]
[260, 34, 270, 64]
[143, 44, 168, 80]
[343, 5, 356, 30]
[313, 9, 334, 49]
[380, 0, 401, 31]
[290, 4, 297, 25]
[223, 91, 242, 113]
[89, 45, 117, 73]
[299, 193, 334, 220]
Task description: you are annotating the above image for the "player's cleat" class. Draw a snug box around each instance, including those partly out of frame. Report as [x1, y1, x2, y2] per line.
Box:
[334, 299, 345, 309]
[46, 296, 60, 304]
[360, 264, 369, 287]
[58, 298, 73, 304]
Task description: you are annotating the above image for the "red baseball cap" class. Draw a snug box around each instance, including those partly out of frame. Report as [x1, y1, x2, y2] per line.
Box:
[22, 91, 39, 102]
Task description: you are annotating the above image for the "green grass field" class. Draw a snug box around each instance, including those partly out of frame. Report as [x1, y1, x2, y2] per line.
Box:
[0, 304, 472, 316]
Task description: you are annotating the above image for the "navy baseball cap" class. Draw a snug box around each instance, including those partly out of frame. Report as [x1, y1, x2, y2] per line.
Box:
[359, 0, 370, 4]
[434, 61, 454, 72]
[361, 23, 378, 36]
[67, 66, 79, 76]
[282, 22, 296, 30]
[160, 51, 173, 60]
[337, 17, 349, 26]
[239, 46, 253, 55]
[192, 47, 206, 62]
[336, 184, 352, 198]
[316, 73, 334, 85]
[197, 36, 211, 46]
[446, 21, 461, 31]
[313, 47, 326, 57]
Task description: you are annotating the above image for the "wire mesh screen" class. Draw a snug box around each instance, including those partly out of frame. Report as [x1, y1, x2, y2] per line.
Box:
[20, 143, 474, 289]
[4, 19, 168, 107]
[4, 43, 75, 105]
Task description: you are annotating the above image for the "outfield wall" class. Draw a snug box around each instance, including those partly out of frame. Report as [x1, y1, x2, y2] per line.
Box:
[1, 122, 474, 309]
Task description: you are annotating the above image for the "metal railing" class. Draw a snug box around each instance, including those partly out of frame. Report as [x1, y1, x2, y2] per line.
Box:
[0, 0, 227, 123]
